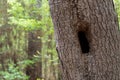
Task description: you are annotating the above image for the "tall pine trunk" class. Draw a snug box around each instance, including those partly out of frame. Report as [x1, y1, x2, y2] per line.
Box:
[49, 0, 120, 80]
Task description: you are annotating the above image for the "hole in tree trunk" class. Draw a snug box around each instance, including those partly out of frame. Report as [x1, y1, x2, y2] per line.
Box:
[78, 31, 90, 53]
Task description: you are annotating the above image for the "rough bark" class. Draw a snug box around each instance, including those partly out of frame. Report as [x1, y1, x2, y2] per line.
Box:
[49, 0, 120, 80]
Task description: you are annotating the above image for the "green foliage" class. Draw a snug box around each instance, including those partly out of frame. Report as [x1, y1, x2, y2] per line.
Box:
[0, 0, 58, 79]
[114, 0, 120, 26]
[0, 62, 29, 80]
[8, 0, 53, 31]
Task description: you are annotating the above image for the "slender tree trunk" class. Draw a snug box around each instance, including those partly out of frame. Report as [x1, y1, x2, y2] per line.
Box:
[49, 0, 120, 80]
[26, 30, 42, 80]
[0, 0, 11, 71]
[2, 0, 8, 26]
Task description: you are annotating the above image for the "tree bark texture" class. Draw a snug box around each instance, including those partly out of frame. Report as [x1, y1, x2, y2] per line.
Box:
[49, 0, 120, 80]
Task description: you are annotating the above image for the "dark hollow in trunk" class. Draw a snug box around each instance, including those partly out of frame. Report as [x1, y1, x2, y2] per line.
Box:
[78, 31, 90, 53]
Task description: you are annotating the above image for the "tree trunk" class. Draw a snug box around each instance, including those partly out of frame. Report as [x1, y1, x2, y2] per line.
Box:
[49, 0, 120, 80]
[26, 30, 42, 80]
[1, 0, 8, 26]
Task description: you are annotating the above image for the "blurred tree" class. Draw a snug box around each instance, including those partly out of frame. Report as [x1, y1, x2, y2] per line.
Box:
[0, 0, 59, 79]
[24, 0, 42, 79]
[0, 0, 11, 71]
[0, 0, 28, 80]
[1, 0, 8, 26]
[26, 30, 42, 80]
